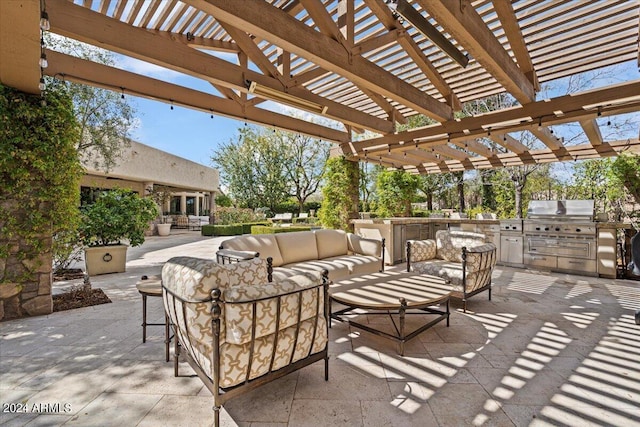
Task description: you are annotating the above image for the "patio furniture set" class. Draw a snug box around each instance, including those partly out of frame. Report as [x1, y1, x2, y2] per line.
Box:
[151, 228, 496, 426]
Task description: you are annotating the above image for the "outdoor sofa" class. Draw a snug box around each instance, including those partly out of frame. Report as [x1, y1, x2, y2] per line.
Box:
[406, 230, 497, 312]
[162, 256, 329, 427]
[216, 229, 385, 282]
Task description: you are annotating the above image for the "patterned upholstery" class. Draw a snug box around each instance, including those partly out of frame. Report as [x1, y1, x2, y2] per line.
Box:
[407, 231, 497, 312]
[219, 229, 384, 281]
[162, 256, 328, 389]
[407, 240, 437, 263]
[435, 230, 486, 262]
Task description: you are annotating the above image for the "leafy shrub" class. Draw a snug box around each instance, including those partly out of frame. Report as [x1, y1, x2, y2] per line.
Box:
[251, 225, 312, 234]
[242, 221, 270, 234]
[412, 209, 429, 218]
[215, 207, 261, 225]
[79, 188, 158, 247]
[201, 224, 243, 236]
[293, 217, 318, 224]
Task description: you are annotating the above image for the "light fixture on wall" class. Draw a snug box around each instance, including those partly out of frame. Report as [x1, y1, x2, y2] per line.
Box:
[246, 80, 328, 115]
[385, 0, 469, 68]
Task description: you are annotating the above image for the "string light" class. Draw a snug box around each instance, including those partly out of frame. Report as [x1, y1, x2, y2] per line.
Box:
[537, 117, 542, 131]
[487, 127, 491, 136]
[210, 108, 214, 119]
[39, 52, 48, 68]
[120, 87, 125, 99]
[38, 77, 46, 91]
[39, 10, 50, 31]
[170, 100, 174, 110]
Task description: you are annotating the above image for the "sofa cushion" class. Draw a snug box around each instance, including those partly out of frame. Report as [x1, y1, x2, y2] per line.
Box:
[408, 240, 437, 263]
[275, 231, 319, 265]
[221, 234, 284, 267]
[347, 234, 381, 257]
[436, 230, 486, 262]
[411, 259, 464, 287]
[322, 255, 381, 277]
[282, 259, 351, 281]
[314, 229, 349, 259]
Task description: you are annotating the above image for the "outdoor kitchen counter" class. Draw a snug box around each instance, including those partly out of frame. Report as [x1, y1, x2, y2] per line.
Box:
[351, 218, 499, 225]
[352, 218, 499, 265]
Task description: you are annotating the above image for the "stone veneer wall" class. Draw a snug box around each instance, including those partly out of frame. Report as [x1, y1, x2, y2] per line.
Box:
[0, 233, 53, 320]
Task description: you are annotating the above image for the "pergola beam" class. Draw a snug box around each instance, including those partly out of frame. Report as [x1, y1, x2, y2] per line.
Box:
[45, 50, 350, 144]
[419, 0, 536, 104]
[186, 0, 453, 121]
[47, 0, 394, 134]
[345, 79, 640, 154]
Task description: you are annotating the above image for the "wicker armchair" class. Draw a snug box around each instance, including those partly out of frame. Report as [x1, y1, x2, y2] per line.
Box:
[406, 230, 497, 312]
[162, 256, 329, 427]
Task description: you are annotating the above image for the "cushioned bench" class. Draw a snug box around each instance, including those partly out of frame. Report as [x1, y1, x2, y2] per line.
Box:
[217, 229, 385, 282]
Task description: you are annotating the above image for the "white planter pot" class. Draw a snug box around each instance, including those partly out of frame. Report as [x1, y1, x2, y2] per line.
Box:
[84, 245, 128, 276]
[157, 223, 172, 236]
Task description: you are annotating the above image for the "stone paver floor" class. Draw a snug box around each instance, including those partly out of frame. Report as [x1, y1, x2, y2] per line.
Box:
[1, 231, 640, 426]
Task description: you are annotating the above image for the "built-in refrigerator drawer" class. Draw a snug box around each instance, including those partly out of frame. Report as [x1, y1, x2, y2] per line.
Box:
[500, 235, 523, 265]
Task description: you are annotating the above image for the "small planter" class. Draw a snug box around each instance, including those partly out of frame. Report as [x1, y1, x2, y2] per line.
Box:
[157, 223, 171, 236]
[84, 245, 128, 276]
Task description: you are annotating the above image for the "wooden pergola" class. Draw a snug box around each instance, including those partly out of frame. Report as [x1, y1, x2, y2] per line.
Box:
[2, 0, 639, 173]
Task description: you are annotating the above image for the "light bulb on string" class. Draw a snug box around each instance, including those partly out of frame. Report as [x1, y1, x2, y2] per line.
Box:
[40, 11, 50, 31]
[39, 52, 48, 68]
[38, 77, 46, 91]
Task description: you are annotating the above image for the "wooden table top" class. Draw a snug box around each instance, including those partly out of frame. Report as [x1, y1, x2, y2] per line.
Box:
[330, 271, 451, 310]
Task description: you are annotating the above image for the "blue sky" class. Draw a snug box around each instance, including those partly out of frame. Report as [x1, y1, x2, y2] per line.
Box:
[120, 55, 245, 167]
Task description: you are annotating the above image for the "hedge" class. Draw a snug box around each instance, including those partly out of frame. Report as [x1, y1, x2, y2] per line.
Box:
[242, 221, 270, 234]
[251, 225, 312, 234]
[201, 224, 243, 236]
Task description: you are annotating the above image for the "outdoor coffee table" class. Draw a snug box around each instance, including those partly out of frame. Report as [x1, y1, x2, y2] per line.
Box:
[330, 271, 451, 356]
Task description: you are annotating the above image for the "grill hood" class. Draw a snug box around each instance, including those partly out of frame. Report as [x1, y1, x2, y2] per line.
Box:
[526, 200, 594, 221]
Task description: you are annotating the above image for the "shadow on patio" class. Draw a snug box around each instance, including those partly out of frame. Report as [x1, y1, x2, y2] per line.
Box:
[1, 234, 639, 426]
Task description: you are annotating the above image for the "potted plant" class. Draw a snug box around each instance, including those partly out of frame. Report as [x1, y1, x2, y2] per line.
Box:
[79, 188, 158, 275]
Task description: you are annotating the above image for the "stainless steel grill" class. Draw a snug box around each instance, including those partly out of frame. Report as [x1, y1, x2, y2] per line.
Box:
[523, 200, 597, 275]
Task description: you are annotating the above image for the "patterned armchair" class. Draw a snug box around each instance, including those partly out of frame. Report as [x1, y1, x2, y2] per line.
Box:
[406, 230, 497, 312]
[162, 256, 329, 427]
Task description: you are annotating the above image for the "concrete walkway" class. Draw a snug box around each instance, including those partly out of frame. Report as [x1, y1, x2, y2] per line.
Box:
[1, 231, 640, 426]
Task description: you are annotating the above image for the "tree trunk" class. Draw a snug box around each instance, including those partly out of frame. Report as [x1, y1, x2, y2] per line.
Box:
[427, 192, 433, 211]
[514, 184, 524, 218]
[457, 177, 465, 211]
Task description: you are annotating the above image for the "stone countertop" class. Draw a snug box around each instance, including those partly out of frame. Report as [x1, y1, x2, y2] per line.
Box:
[351, 217, 634, 229]
[595, 222, 634, 229]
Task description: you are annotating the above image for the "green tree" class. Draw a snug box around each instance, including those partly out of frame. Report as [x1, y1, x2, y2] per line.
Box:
[212, 126, 328, 212]
[212, 126, 289, 210]
[375, 169, 419, 217]
[282, 133, 330, 213]
[359, 162, 380, 212]
[610, 153, 640, 204]
[47, 36, 136, 171]
[319, 156, 358, 230]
